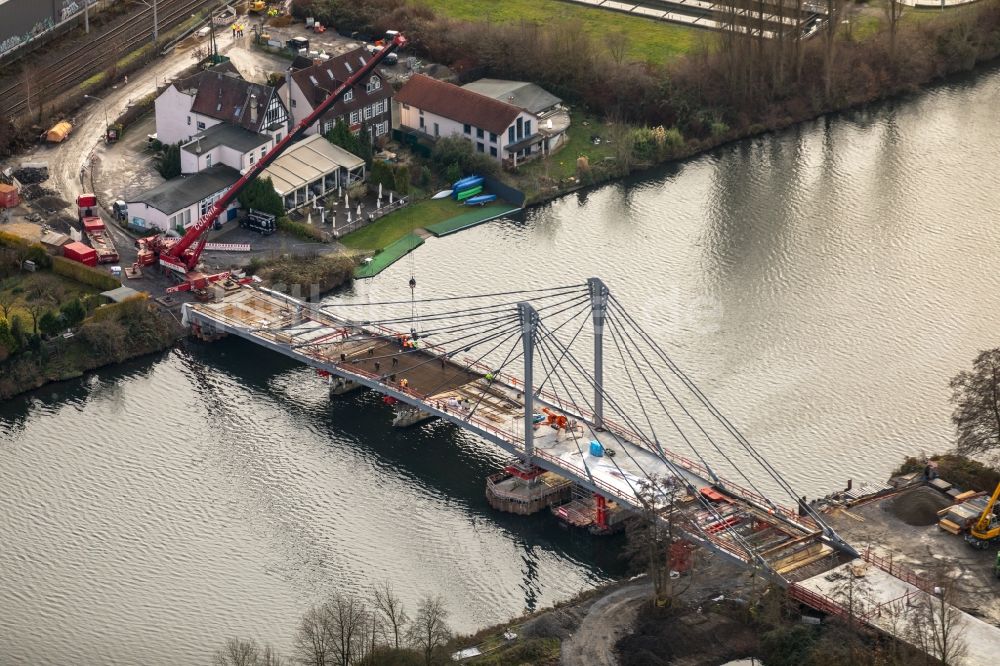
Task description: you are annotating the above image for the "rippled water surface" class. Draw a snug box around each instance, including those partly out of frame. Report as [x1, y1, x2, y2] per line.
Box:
[3, 68, 1000, 664]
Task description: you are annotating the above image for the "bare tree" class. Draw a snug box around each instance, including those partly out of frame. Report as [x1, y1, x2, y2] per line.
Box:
[949, 348, 1000, 458]
[326, 592, 369, 666]
[625, 476, 696, 608]
[907, 587, 968, 666]
[295, 605, 335, 666]
[407, 596, 451, 666]
[605, 30, 628, 66]
[0, 289, 16, 320]
[884, 0, 907, 57]
[214, 638, 283, 666]
[372, 581, 408, 650]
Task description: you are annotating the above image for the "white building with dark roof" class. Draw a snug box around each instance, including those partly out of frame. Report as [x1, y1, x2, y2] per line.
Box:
[180, 124, 273, 175]
[125, 165, 242, 233]
[154, 63, 288, 146]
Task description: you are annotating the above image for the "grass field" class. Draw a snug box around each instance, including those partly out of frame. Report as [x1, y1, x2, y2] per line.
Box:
[0, 272, 98, 323]
[339, 198, 461, 251]
[412, 0, 708, 62]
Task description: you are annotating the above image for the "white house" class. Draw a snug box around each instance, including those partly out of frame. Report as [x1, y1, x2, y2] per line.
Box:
[394, 74, 564, 167]
[125, 165, 241, 233]
[461, 78, 569, 154]
[283, 47, 393, 143]
[180, 124, 273, 175]
[154, 62, 288, 147]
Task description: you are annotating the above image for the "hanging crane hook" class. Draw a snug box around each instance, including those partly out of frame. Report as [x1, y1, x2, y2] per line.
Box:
[409, 275, 417, 339]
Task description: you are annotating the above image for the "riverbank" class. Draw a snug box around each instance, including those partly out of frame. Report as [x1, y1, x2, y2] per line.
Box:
[311, 0, 1000, 210]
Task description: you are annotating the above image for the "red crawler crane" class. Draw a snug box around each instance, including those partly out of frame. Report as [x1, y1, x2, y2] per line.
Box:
[135, 33, 408, 292]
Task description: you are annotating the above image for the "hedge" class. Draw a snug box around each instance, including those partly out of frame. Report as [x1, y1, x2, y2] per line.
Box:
[89, 294, 149, 322]
[52, 256, 121, 291]
[277, 216, 326, 242]
[0, 230, 31, 249]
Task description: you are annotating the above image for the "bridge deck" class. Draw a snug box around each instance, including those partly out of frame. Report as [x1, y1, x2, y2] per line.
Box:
[184, 287, 843, 579]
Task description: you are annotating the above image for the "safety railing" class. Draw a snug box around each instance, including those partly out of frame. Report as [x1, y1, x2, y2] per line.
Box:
[861, 547, 936, 594]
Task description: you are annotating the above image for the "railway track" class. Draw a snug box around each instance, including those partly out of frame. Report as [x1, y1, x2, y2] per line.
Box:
[0, 0, 218, 121]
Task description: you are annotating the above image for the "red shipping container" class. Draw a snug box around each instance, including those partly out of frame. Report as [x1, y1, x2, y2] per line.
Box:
[77, 193, 98, 208]
[63, 241, 98, 267]
[82, 216, 105, 233]
[0, 183, 18, 208]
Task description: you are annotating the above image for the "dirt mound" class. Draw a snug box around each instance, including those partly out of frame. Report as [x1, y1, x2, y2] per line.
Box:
[31, 195, 69, 213]
[22, 184, 57, 201]
[888, 487, 951, 526]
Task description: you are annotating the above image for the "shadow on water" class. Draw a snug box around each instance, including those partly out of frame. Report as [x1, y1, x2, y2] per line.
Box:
[0, 350, 172, 432]
[178, 336, 630, 580]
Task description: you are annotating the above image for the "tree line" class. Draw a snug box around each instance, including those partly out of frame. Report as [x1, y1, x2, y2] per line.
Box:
[214, 583, 452, 666]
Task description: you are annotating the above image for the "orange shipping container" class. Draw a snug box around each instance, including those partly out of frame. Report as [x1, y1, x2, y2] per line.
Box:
[0, 183, 18, 208]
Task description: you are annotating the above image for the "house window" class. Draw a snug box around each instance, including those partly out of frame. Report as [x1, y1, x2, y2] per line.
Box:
[375, 121, 388, 137]
[508, 126, 515, 143]
[291, 99, 296, 108]
[275, 133, 282, 143]
[249, 154, 255, 165]
[197, 121, 206, 130]
[476, 128, 484, 139]
[476, 142, 484, 153]
[434, 123, 439, 137]
[323, 120, 334, 134]
[186, 116, 191, 126]
[490, 132, 497, 143]
[525, 120, 532, 136]
[364, 105, 373, 120]
[261, 147, 267, 158]
[464, 124, 471, 135]
[366, 76, 381, 93]
[344, 89, 354, 103]
[419, 116, 425, 129]
[206, 153, 212, 167]
[350, 111, 360, 124]
[516, 117, 523, 140]
[490, 146, 497, 157]
[402, 103, 410, 110]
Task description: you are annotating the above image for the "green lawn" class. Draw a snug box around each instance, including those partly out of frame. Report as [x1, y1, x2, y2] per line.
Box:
[413, 0, 707, 63]
[517, 111, 617, 182]
[339, 198, 462, 251]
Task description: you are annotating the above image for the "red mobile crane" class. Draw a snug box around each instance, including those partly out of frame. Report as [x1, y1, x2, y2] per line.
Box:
[135, 33, 407, 292]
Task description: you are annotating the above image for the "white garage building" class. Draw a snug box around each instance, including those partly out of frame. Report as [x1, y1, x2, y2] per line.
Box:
[125, 165, 242, 233]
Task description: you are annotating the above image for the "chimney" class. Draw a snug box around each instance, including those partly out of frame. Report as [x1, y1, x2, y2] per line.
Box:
[285, 67, 294, 133]
[249, 94, 258, 125]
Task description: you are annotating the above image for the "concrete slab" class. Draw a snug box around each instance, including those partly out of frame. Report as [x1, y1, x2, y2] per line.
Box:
[798, 559, 1000, 666]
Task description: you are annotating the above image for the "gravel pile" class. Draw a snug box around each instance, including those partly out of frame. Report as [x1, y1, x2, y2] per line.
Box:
[12, 167, 48, 184]
[888, 486, 951, 526]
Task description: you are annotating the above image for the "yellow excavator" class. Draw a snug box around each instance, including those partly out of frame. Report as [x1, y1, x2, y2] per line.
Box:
[966, 480, 1000, 549]
[247, 0, 266, 13]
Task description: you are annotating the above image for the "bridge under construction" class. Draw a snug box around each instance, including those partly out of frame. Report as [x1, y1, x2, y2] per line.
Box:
[182, 278, 999, 665]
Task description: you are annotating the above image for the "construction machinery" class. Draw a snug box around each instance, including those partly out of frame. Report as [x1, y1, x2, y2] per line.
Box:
[134, 32, 407, 293]
[966, 480, 1000, 549]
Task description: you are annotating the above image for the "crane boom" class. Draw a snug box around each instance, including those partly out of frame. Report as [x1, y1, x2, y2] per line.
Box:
[155, 33, 407, 275]
[971, 480, 1000, 541]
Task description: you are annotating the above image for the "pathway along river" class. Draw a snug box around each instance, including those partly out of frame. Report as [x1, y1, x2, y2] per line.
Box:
[3, 67, 1000, 664]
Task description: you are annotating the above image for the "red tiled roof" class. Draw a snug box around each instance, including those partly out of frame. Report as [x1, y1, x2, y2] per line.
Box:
[289, 47, 392, 121]
[395, 75, 521, 135]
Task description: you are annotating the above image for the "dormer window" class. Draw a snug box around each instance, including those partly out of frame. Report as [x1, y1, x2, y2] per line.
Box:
[366, 76, 381, 93]
[344, 89, 353, 103]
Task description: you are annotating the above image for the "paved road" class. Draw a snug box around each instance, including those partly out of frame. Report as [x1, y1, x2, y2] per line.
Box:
[560, 580, 652, 666]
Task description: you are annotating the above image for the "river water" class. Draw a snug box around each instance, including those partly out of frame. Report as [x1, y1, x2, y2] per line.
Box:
[3, 67, 1000, 664]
